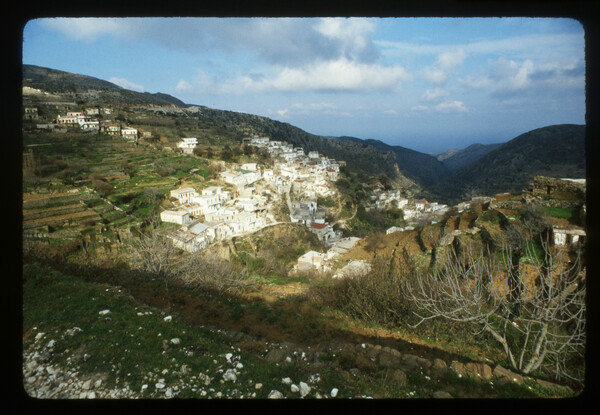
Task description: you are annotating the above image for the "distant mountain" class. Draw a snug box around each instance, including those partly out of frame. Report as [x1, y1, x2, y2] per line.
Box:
[337, 136, 451, 187]
[431, 124, 586, 204]
[437, 143, 504, 173]
[22, 64, 188, 107]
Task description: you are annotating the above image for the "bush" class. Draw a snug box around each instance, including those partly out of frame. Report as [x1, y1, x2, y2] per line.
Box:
[324, 257, 415, 327]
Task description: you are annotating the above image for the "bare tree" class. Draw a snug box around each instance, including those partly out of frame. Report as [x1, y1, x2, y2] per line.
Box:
[128, 217, 179, 297]
[175, 250, 248, 295]
[406, 237, 585, 384]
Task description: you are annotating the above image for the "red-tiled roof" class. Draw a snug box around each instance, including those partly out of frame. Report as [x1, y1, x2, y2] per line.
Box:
[310, 222, 328, 229]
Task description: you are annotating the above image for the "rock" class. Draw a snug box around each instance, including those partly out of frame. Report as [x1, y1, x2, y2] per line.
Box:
[155, 382, 165, 390]
[164, 316, 172, 322]
[98, 310, 110, 316]
[450, 361, 466, 378]
[378, 350, 402, 368]
[65, 327, 83, 336]
[390, 369, 407, 387]
[223, 369, 237, 382]
[94, 379, 102, 389]
[432, 358, 447, 372]
[493, 365, 524, 384]
[170, 338, 180, 345]
[82, 380, 91, 390]
[165, 388, 173, 398]
[264, 348, 289, 363]
[399, 354, 429, 372]
[331, 388, 339, 398]
[255, 383, 263, 390]
[291, 384, 299, 393]
[281, 377, 293, 385]
[268, 390, 284, 399]
[433, 390, 453, 399]
[299, 382, 311, 398]
[34, 332, 45, 342]
[88, 391, 96, 399]
[45, 340, 56, 350]
[535, 378, 573, 395]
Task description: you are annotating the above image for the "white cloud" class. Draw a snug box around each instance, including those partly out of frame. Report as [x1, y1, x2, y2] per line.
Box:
[40, 18, 133, 41]
[175, 79, 194, 93]
[276, 109, 290, 118]
[411, 105, 429, 112]
[422, 88, 449, 102]
[193, 58, 411, 94]
[422, 48, 466, 84]
[435, 100, 468, 113]
[383, 109, 397, 115]
[109, 77, 144, 92]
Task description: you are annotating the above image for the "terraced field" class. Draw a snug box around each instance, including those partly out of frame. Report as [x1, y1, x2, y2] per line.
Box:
[22, 132, 212, 246]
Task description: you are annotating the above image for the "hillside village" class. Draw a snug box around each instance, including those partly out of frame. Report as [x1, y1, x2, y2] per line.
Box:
[24, 103, 587, 279]
[22, 104, 588, 400]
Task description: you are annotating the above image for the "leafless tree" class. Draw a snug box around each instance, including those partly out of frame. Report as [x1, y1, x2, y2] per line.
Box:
[175, 251, 249, 295]
[128, 217, 179, 294]
[406, 237, 586, 384]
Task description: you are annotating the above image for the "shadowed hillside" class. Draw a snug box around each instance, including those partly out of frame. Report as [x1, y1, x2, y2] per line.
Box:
[431, 124, 586, 204]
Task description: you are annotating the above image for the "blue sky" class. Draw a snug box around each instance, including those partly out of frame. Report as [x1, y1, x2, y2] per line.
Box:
[22, 17, 585, 154]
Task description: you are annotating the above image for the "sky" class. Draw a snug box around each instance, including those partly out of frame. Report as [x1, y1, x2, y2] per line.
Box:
[22, 17, 586, 154]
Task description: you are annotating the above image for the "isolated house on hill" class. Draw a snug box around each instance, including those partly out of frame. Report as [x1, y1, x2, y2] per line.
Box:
[178, 137, 198, 154]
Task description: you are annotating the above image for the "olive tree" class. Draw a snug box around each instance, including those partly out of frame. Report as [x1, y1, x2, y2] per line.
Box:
[406, 238, 586, 384]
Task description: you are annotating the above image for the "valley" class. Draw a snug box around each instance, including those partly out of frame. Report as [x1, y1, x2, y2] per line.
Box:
[20, 65, 587, 400]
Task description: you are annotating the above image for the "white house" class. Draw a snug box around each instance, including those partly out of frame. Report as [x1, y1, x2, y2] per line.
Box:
[192, 194, 221, 215]
[178, 137, 198, 153]
[80, 120, 99, 131]
[202, 186, 230, 203]
[104, 124, 120, 136]
[236, 197, 259, 212]
[241, 163, 258, 171]
[170, 188, 197, 204]
[160, 209, 192, 225]
[121, 127, 138, 140]
[293, 251, 329, 274]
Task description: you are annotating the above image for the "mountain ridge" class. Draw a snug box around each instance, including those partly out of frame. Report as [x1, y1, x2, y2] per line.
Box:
[431, 124, 586, 204]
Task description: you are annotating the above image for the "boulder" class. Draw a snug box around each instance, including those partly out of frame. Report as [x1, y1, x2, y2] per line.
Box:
[268, 390, 284, 399]
[493, 365, 524, 384]
[389, 369, 407, 387]
[299, 382, 311, 398]
[378, 350, 402, 368]
[264, 348, 289, 363]
[431, 358, 447, 373]
[432, 390, 453, 399]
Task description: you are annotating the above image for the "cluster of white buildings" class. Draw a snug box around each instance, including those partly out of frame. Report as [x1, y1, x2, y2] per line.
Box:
[246, 137, 345, 245]
[160, 136, 347, 252]
[161, 183, 273, 252]
[52, 108, 140, 140]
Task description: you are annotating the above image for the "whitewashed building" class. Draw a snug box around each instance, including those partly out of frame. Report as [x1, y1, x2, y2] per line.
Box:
[160, 209, 192, 225]
[178, 137, 198, 153]
[121, 127, 138, 140]
[170, 188, 197, 204]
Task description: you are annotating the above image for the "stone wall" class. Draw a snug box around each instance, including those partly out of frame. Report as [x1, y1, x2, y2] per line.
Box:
[531, 176, 585, 198]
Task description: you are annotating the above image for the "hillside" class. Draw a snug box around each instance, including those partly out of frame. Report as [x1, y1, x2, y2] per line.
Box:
[22, 65, 420, 189]
[23, 65, 188, 107]
[431, 124, 586, 204]
[338, 136, 451, 187]
[437, 143, 504, 173]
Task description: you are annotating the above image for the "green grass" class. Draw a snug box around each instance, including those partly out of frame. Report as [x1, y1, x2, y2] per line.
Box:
[540, 206, 577, 223]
